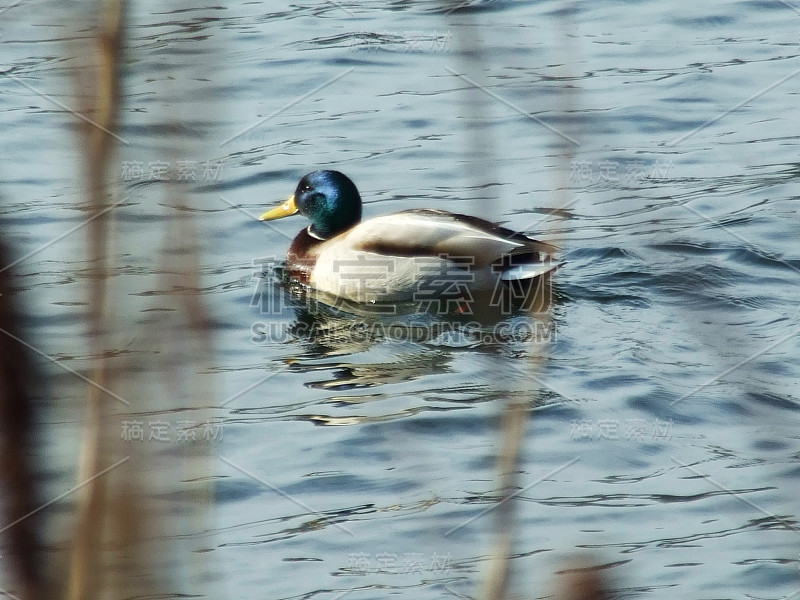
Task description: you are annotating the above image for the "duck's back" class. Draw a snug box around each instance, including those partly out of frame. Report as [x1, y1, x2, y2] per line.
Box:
[303, 209, 558, 303]
[336, 209, 554, 263]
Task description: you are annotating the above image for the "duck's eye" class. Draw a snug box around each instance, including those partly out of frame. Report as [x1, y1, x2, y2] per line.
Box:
[301, 184, 312, 192]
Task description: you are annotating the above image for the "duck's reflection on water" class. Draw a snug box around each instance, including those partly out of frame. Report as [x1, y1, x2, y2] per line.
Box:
[276, 273, 559, 354]
[249, 271, 560, 397]
[235, 268, 565, 428]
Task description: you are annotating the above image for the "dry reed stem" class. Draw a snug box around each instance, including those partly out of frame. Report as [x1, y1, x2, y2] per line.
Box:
[66, 2, 124, 600]
[442, 1, 577, 599]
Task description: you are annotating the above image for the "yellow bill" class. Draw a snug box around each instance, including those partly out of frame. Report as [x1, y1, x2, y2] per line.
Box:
[259, 195, 299, 221]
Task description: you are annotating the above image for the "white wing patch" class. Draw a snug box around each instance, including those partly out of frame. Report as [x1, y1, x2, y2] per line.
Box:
[500, 262, 560, 281]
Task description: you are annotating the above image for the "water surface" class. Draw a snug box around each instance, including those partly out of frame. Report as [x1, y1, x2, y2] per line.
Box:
[1, 1, 799, 598]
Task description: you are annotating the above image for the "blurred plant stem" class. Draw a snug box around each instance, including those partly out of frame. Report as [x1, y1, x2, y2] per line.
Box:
[480, 399, 528, 600]
[0, 242, 44, 600]
[441, 1, 578, 598]
[443, 2, 527, 597]
[62, 1, 220, 597]
[66, 2, 124, 599]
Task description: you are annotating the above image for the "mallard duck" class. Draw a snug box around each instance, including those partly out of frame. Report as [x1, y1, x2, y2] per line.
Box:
[260, 170, 560, 307]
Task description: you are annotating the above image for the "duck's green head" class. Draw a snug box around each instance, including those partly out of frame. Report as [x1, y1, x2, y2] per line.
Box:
[260, 170, 362, 239]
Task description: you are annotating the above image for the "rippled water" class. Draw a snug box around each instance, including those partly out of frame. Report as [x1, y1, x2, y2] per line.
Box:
[2, 1, 800, 599]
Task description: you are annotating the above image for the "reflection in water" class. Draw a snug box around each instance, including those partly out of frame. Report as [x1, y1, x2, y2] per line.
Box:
[251, 258, 559, 354]
[241, 271, 562, 430]
[302, 350, 451, 390]
[261, 265, 558, 351]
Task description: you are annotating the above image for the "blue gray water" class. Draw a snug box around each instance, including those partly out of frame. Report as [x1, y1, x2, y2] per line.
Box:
[1, 1, 799, 598]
